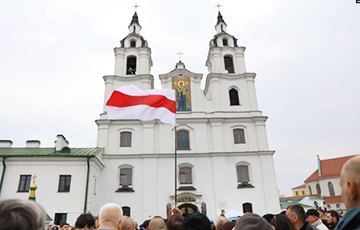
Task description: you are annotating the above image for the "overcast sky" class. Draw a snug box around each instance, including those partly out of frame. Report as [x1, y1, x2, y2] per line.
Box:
[0, 0, 359, 197]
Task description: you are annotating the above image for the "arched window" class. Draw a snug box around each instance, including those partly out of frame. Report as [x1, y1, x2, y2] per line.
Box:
[233, 129, 246, 144]
[120, 132, 131, 147]
[236, 165, 249, 182]
[229, 88, 240, 106]
[242, 203, 253, 213]
[126, 56, 136, 75]
[328, 182, 335, 196]
[176, 130, 190, 150]
[122, 206, 131, 217]
[120, 168, 132, 186]
[179, 167, 192, 184]
[224, 55, 234, 73]
[223, 38, 228, 46]
[308, 185, 312, 195]
[316, 183, 321, 195]
[130, 40, 136, 47]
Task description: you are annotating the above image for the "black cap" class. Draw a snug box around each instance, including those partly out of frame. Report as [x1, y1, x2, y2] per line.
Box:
[306, 209, 319, 217]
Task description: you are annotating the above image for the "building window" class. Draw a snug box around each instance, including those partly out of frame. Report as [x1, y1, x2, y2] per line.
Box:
[58, 175, 71, 192]
[223, 38, 228, 46]
[302, 190, 305, 195]
[224, 55, 234, 73]
[179, 167, 192, 184]
[237, 165, 249, 182]
[233, 129, 246, 144]
[328, 182, 335, 196]
[229, 88, 240, 106]
[18, 175, 31, 192]
[126, 56, 136, 75]
[120, 132, 132, 147]
[316, 183, 321, 195]
[122, 206, 131, 217]
[296, 191, 299, 196]
[336, 204, 340, 208]
[243, 203, 253, 213]
[120, 168, 132, 186]
[176, 130, 190, 150]
[308, 185, 312, 195]
[130, 40, 136, 47]
[54, 213, 67, 225]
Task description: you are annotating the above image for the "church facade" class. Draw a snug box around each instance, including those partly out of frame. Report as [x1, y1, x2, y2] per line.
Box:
[0, 11, 280, 224]
[95, 11, 280, 221]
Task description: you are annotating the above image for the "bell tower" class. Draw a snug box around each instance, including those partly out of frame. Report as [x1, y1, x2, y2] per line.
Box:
[101, 10, 154, 114]
[205, 11, 246, 74]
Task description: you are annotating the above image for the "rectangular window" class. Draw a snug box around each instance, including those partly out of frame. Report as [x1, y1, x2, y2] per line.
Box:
[18, 175, 31, 192]
[54, 213, 67, 225]
[237, 166, 249, 182]
[120, 168, 132, 186]
[180, 167, 192, 184]
[58, 175, 71, 192]
[233, 129, 246, 144]
[120, 132, 132, 147]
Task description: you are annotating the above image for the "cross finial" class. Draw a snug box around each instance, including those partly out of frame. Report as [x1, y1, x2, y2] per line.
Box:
[32, 175, 37, 183]
[215, 3, 222, 12]
[133, 3, 140, 12]
[176, 50, 184, 62]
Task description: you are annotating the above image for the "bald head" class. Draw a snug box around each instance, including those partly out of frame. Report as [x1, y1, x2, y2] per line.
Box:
[340, 155, 360, 209]
[148, 217, 166, 230]
[120, 216, 135, 230]
[217, 216, 228, 230]
[99, 203, 123, 229]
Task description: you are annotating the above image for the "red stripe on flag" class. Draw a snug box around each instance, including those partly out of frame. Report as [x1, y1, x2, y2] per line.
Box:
[106, 91, 176, 113]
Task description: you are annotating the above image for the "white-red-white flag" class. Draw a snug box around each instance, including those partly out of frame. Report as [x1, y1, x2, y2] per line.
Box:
[106, 85, 176, 126]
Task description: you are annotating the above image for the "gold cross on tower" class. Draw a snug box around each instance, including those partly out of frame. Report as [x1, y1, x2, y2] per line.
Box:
[133, 3, 140, 12]
[215, 3, 222, 12]
[32, 174, 37, 183]
[176, 50, 184, 63]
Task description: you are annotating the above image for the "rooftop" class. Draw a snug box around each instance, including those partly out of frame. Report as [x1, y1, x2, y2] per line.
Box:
[0, 147, 104, 157]
[304, 155, 356, 183]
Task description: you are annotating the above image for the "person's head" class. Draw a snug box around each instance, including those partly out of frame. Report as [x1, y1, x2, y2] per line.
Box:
[286, 204, 306, 229]
[340, 155, 360, 209]
[48, 222, 55, 230]
[93, 216, 100, 229]
[167, 214, 184, 230]
[326, 210, 339, 224]
[305, 209, 320, 224]
[140, 220, 151, 230]
[60, 223, 71, 230]
[99, 203, 123, 230]
[75, 213, 95, 230]
[236, 216, 241, 222]
[120, 216, 135, 230]
[50, 226, 59, 230]
[182, 213, 210, 230]
[216, 216, 227, 230]
[235, 213, 273, 230]
[0, 199, 46, 230]
[262, 214, 274, 225]
[275, 214, 295, 230]
[148, 217, 166, 230]
[223, 222, 235, 230]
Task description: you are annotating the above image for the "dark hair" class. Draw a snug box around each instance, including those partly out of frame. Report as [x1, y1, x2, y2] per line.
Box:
[75, 213, 95, 229]
[60, 223, 70, 227]
[182, 213, 211, 230]
[328, 210, 340, 222]
[275, 214, 295, 230]
[223, 222, 235, 230]
[167, 215, 184, 230]
[287, 204, 306, 223]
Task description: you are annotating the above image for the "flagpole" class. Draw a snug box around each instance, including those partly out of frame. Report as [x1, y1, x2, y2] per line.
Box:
[174, 126, 178, 208]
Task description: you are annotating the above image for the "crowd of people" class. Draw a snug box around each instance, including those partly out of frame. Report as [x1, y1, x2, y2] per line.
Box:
[1, 155, 360, 230]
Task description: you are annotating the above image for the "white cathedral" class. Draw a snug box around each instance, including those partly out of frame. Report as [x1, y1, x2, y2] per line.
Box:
[0, 11, 280, 224]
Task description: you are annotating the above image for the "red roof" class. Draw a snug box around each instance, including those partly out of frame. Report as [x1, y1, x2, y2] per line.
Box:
[292, 184, 306, 189]
[304, 155, 356, 183]
[324, 196, 342, 204]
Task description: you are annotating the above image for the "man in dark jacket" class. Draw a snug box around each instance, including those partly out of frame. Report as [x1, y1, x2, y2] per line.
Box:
[336, 155, 360, 230]
[286, 204, 317, 230]
[326, 210, 339, 230]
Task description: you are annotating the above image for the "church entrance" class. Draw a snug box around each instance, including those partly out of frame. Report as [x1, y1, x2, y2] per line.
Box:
[178, 203, 198, 217]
